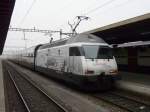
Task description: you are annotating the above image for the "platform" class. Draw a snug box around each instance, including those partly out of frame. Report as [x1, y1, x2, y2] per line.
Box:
[116, 71, 150, 97]
[0, 58, 5, 112]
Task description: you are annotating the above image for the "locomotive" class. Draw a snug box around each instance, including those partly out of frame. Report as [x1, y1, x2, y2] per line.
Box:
[10, 34, 119, 90]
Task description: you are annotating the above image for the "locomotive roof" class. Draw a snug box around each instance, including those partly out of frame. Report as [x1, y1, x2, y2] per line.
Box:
[39, 34, 106, 49]
[66, 34, 106, 44]
[39, 39, 68, 49]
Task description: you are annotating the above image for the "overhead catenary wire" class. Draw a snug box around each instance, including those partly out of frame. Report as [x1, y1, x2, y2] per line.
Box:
[59, 0, 117, 31]
[18, 0, 133, 35]
[67, 0, 134, 33]
[85, 0, 133, 19]
[83, 0, 117, 16]
[19, 0, 37, 26]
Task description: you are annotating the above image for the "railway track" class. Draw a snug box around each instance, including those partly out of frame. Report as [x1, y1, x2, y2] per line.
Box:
[5, 61, 150, 112]
[3, 62, 28, 112]
[94, 91, 150, 112]
[5, 63, 69, 112]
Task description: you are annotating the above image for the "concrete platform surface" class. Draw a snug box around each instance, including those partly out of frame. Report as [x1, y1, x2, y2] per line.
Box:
[0, 58, 5, 112]
[120, 71, 150, 85]
[116, 71, 150, 97]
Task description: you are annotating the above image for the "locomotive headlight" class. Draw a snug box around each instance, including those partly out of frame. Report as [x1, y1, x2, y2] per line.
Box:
[109, 70, 118, 74]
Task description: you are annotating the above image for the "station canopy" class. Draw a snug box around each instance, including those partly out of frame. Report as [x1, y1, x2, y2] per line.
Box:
[85, 13, 150, 45]
[0, 0, 16, 54]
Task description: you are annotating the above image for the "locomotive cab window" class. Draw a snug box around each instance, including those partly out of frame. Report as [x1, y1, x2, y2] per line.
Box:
[69, 47, 81, 56]
[83, 45, 113, 59]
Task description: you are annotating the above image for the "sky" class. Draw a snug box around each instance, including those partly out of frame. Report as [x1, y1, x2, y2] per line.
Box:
[3, 0, 150, 54]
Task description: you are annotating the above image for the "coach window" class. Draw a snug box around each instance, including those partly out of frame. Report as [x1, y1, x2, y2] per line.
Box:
[69, 47, 81, 56]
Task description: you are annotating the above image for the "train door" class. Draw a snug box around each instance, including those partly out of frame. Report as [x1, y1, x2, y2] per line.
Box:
[69, 47, 82, 75]
[128, 47, 138, 72]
